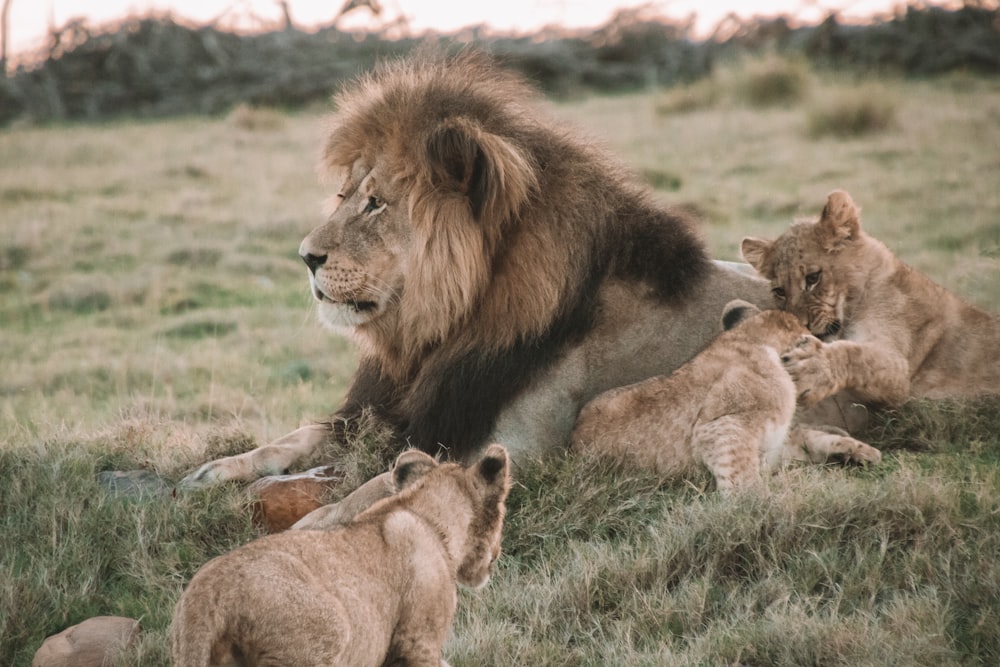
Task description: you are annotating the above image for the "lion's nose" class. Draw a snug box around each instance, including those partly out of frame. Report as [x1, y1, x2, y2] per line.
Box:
[301, 252, 328, 274]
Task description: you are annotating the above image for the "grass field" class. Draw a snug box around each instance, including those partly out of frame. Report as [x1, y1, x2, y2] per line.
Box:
[2, 61, 999, 665]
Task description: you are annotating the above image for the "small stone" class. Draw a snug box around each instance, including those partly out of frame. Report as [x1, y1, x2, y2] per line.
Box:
[249, 465, 343, 533]
[98, 470, 172, 499]
[32, 616, 140, 667]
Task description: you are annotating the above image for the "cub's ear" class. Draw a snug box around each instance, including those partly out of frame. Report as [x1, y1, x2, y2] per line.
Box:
[474, 444, 510, 487]
[391, 449, 438, 491]
[817, 189, 861, 252]
[424, 119, 536, 223]
[740, 237, 773, 276]
[721, 299, 760, 330]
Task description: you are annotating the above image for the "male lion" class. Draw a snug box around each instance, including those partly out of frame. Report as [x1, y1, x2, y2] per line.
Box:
[171, 444, 511, 667]
[741, 189, 1000, 408]
[572, 300, 880, 492]
[182, 52, 866, 489]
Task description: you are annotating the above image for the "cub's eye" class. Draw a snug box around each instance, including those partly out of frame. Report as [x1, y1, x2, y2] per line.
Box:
[363, 196, 385, 215]
[772, 286, 786, 300]
[805, 270, 822, 288]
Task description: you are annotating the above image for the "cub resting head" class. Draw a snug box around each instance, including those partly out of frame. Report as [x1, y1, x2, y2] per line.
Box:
[571, 300, 880, 492]
[171, 445, 511, 667]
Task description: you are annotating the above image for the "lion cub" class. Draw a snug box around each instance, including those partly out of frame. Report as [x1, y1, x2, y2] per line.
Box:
[171, 445, 511, 667]
[571, 301, 880, 491]
[741, 189, 1000, 407]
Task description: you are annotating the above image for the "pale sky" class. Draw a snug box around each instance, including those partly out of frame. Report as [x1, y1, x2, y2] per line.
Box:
[6, 0, 954, 61]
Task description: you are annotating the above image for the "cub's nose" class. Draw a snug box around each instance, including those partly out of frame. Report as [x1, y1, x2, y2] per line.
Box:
[301, 252, 328, 274]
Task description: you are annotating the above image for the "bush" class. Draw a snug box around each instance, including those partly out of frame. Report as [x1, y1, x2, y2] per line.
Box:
[655, 78, 720, 114]
[807, 85, 897, 138]
[737, 57, 810, 108]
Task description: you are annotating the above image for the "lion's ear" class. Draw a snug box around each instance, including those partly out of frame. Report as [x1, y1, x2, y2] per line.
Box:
[740, 237, 773, 276]
[721, 299, 760, 330]
[817, 189, 861, 252]
[473, 444, 510, 488]
[424, 120, 536, 222]
[391, 449, 438, 491]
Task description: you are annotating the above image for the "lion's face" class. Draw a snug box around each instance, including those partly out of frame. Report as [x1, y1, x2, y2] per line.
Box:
[300, 160, 411, 333]
[307, 63, 544, 362]
[741, 190, 864, 341]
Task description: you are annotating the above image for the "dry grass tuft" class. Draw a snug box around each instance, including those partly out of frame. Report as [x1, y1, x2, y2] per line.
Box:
[807, 84, 898, 138]
[226, 103, 286, 131]
[867, 396, 1000, 455]
[737, 56, 811, 108]
[655, 78, 721, 115]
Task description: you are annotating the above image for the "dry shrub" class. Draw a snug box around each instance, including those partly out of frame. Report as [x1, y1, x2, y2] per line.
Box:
[737, 56, 810, 108]
[655, 78, 720, 114]
[226, 103, 285, 131]
[656, 57, 810, 114]
[807, 85, 897, 138]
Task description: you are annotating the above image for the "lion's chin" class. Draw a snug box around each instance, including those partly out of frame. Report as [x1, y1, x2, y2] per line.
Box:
[316, 299, 381, 331]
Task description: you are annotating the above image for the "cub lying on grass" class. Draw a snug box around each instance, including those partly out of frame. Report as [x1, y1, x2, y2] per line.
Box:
[171, 445, 511, 667]
[571, 301, 880, 492]
[741, 189, 1000, 407]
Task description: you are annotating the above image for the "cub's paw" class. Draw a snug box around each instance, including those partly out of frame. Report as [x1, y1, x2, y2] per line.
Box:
[781, 340, 840, 407]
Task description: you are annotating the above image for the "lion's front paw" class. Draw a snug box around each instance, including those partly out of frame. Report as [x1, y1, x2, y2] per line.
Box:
[846, 439, 882, 465]
[781, 341, 840, 407]
[179, 456, 242, 490]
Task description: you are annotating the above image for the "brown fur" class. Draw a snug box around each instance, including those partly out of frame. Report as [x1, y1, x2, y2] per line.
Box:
[742, 190, 1000, 407]
[171, 445, 511, 667]
[572, 301, 880, 491]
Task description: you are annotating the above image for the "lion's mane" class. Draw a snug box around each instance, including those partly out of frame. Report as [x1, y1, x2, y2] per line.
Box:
[323, 51, 712, 461]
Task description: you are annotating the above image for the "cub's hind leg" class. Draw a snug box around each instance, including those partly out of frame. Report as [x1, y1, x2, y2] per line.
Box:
[692, 415, 772, 493]
[786, 426, 882, 466]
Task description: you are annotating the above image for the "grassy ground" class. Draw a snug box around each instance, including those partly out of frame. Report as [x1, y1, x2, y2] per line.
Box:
[2, 62, 999, 665]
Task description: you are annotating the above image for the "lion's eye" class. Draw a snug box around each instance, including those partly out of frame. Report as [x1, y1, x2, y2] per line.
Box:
[772, 286, 786, 300]
[805, 270, 821, 288]
[363, 196, 385, 215]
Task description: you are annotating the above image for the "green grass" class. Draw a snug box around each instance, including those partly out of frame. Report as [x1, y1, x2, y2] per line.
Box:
[2, 68, 1000, 665]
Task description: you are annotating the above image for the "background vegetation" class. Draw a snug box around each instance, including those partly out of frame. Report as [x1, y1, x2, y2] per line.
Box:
[2, 53, 999, 665]
[2, 4, 998, 126]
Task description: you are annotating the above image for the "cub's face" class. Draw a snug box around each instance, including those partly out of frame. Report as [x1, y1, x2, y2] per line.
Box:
[742, 190, 866, 342]
[741, 224, 851, 341]
[299, 159, 411, 333]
